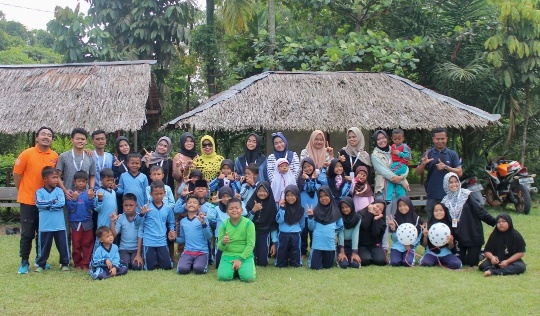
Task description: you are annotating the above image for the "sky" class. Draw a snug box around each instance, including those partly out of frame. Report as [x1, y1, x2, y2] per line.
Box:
[0, 0, 204, 31]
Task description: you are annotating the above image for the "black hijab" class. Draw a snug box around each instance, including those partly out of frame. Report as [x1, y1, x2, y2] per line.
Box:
[427, 203, 453, 254]
[283, 185, 305, 225]
[218, 186, 233, 213]
[326, 158, 346, 198]
[394, 196, 423, 235]
[340, 197, 361, 229]
[114, 136, 130, 163]
[297, 158, 316, 198]
[313, 186, 342, 225]
[372, 129, 390, 152]
[238, 133, 267, 167]
[179, 132, 198, 159]
[484, 213, 526, 260]
[246, 181, 278, 233]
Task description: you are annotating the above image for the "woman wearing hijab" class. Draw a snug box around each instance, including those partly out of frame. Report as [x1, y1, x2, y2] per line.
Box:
[358, 200, 387, 266]
[235, 133, 268, 182]
[172, 132, 198, 186]
[441, 172, 496, 267]
[338, 127, 371, 178]
[480, 213, 526, 277]
[141, 136, 175, 189]
[337, 197, 362, 269]
[275, 185, 305, 267]
[266, 132, 300, 181]
[307, 186, 344, 269]
[193, 135, 224, 181]
[300, 130, 333, 170]
[112, 136, 132, 214]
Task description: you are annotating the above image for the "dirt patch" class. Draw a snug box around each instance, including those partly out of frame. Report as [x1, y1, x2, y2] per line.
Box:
[0, 224, 20, 237]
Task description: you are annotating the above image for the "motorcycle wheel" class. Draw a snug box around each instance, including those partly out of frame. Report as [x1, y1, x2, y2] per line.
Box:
[514, 184, 532, 214]
[484, 187, 502, 207]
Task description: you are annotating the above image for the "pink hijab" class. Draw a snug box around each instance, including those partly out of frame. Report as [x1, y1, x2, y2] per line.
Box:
[305, 130, 327, 169]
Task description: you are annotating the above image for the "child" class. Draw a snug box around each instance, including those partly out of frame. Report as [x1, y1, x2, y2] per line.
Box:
[270, 158, 296, 205]
[137, 180, 175, 270]
[337, 197, 361, 269]
[320, 159, 351, 205]
[419, 203, 461, 269]
[89, 226, 128, 280]
[110, 193, 143, 270]
[239, 163, 259, 202]
[246, 182, 278, 267]
[94, 168, 117, 228]
[177, 169, 203, 196]
[307, 186, 344, 270]
[388, 128, 411, 199]
[172, 195, 213, 274]
[297, 158, 321, 258]
[66, 170, 94, 271]
[480, 213, 526, 277]
[34, 167, 69, 272]
[146, 165, 175, 208]
[351, 166, 374, 211]
[388, 196, 423, 267]
[209, 159, 241, 194]
[358, 200, 387, 266]
[117, 153, 149, 213]
[275, 185, 305, 267]
[217, 198, 256, 282]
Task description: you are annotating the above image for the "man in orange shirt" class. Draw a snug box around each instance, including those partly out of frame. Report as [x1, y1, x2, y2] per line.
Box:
[13, 127, 58, 274]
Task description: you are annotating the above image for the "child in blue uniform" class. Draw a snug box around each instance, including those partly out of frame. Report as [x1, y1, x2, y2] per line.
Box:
[89, 226, 128, 280]
[308, 186, 344, 269]
[337, 197, 361, 269]
[117, 153, 148, 213]
[146, 165, 175, 208]
[239, 163, 259, 202]
[388, 196, 423, 267]
[208, 159, 241, 195]
[319, 159, 351, 205]
[275, 185, 305, 267]
[35, 167, 70, 272]
[94, 168, 117, 249]
[110, 193, 143, 270]
[297, 158, 321, 258]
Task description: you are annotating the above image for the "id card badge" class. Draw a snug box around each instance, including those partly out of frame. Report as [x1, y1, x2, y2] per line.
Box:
[452, 218, 458, 228]
[349, 172, 355, 179]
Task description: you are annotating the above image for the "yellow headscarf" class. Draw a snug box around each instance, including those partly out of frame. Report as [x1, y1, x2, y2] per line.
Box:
[193, 135, 224, 180]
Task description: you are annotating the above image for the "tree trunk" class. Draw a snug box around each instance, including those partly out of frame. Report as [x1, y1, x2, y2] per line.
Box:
[268, 0, 276, 54]
[356, 4, 362, 33]
[206, 0, 216, 96]
[521, 86, 530, 165]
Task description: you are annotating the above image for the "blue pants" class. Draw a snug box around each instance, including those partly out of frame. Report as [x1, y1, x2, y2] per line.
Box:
[176, 253, 208, 274]
[254, 232, 270, 266]
[143, 245, 172, 270]
[309, 249, 335, 269]
[90, 264, 128, 280]
[390, 248, 415, 267]
[337, 240, 360, 269]
[37, 230, 70, 268]
[119, 250, 143, 270]
[420, 252, 462, 269]
[275, 232, 302, 267]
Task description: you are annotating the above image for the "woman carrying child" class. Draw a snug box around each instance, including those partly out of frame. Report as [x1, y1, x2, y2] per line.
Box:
[388, 196, 423, 267]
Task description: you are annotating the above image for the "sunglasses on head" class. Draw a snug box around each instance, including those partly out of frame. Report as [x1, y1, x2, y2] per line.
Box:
[202, 143, 213, 148]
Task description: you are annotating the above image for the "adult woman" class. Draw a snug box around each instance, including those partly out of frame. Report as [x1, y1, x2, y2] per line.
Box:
[141, 136, 174, 189]
[266, 132, 300, 181]
[441, 172, 496, 267]
[192, 135, 224, 181]
[338, 127, 371, 178]
[300, 130, 333, 170]
[112, 136, 132, 214]
[172, 132, 198, 185]
[234, 133, 268, 182]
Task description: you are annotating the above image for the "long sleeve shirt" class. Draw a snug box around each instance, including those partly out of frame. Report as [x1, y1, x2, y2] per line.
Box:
[66, 190, 93, 223]
[137, 202, 175, 247]
[276, 208, 305, 233]
[117, 172, 148, 212]
[146, 185, 175, 208]
[206, 203, 247, 239]
[94, 188, 117, 228]
[36, 187, 66, 232]
[308, 217, 344, 251]
[338, 220, 361, 250]
[91, 243, 121, 267]
[175, 216, 213, 253]
[208, 176, 242, 195]
[217, 217, 256, 262]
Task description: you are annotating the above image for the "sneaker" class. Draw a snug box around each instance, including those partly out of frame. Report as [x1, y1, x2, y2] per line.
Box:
[34, 267, 44, 273]
[61, 265, 70, 272]
[34, 259, 51, 270]
[18, 261, 29, 274]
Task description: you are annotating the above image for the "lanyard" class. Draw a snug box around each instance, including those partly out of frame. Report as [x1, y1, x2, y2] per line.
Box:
[447, 191, 463, 220]
[71, 149, 85, 172]
[349, 153, 360, 169]
[94, 151, 106, 171]
[246, 159, 257, 167]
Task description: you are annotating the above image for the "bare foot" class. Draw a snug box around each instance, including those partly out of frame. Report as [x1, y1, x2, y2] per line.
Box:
[483, 270, 492, 277]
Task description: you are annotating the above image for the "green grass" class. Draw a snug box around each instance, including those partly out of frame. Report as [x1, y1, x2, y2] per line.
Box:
[1, 205, 539, 315]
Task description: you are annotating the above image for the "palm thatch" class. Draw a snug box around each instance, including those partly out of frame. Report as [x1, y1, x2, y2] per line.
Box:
[0, 60, 156, 135]
[166, 71, 500, 131]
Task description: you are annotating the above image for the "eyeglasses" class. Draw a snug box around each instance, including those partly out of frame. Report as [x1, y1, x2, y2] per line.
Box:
[202, 143, 213, 148]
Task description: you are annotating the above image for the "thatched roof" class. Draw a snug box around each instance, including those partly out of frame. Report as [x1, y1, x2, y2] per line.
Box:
[0, 60, 157, 134]
[165, 71, 500, 132]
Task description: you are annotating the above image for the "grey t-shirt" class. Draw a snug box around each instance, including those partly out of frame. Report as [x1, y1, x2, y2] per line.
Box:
[57, 150, 96, 191]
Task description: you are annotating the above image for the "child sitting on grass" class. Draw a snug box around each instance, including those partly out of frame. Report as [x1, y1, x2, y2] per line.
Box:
[388, 196, 423, 267]
[90, 226, 128, 280]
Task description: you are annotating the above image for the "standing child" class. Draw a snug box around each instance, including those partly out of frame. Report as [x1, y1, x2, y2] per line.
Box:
[146, 165, 175, 208]
[94, 168, 117, 230]
[388, 128, 411, 199]
[89, 226, 128, 280]
[388, 196, 423, 267]
[337, 197, 362, 269]
[137, 180, 175, 270]
[419, 203, 462, 269]
[275, 185, 305, 268]
[480, 213, 526, 277]
[307, 186, 344, 270]
[270, 158, 297, 205]
[209, 159, 241, 195]
[177, 169, 202, 196]
[246, 182, 278, 266]
[239, 163, 259, 202]
[320, 159, 352, 205]
[350, 166, 374, 211]
[110, 193, 143, 270]
[217, 198, 256, 282]
[117, 153, 149, 213]
[172, 195, 213, 274]
[34, 167, 69, 272]
[297, 158, 321, 258]
[66, 171, 94, 271]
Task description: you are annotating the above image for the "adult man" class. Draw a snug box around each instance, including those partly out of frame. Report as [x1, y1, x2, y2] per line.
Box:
[91, 130, 113, 189]
[13, 127, 58, 274]
[415, 127, 462, 221]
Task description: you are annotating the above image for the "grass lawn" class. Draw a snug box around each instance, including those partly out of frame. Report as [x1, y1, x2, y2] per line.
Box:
[1, 205, 539, 315]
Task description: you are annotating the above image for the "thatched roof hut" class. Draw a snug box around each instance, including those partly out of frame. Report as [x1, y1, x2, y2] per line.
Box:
[0, 60, 159, 135]
[165, 71, 500, 131]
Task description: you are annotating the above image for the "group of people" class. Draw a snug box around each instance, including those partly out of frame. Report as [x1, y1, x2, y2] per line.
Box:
[13, 126, 526, 282]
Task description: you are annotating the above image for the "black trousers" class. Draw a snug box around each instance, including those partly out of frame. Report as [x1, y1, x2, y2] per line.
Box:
[19, 204, 39, 262]
[358, 245, 387, 266]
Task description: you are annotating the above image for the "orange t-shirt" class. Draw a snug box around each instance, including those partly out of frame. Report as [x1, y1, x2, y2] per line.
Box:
[13, 146, 58, 205]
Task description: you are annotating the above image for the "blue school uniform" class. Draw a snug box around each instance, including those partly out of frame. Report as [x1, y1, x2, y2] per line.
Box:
[146, 184, 175, 208]
[115, 214, 139, 251]
[89, 243, 128, 280]
[36, 187, 66, 232]
[317, 168, 351, 204]
[66, 190, 93, 225]
[176, 216, 213, 252]
[308, 217, 344, 251]
[94, 188, 117, 228]
[208, 176, 241, 195]
[137, 202, 175, 247]
[117, 172, 148, 213]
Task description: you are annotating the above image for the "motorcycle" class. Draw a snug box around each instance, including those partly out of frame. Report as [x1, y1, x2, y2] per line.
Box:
[484, 151, 537, 214]
[460, 175, 486, 206]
